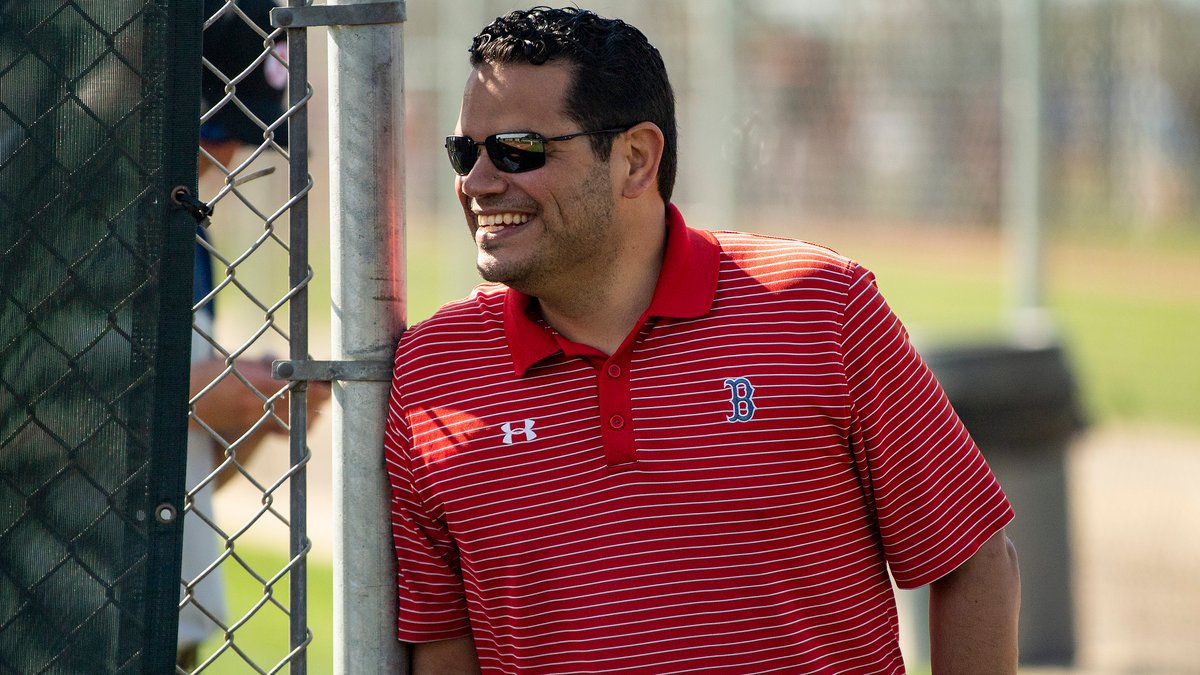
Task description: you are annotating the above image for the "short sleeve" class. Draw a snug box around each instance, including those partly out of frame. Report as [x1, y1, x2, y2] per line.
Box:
[385, 361, 473, 642]
[839, 264, 1014, 589]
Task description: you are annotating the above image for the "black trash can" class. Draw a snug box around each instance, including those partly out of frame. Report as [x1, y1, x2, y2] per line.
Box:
[923, 340, 1084, 665]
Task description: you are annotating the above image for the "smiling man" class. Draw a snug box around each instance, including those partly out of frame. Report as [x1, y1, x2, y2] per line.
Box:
[384, 7, 1020, 674]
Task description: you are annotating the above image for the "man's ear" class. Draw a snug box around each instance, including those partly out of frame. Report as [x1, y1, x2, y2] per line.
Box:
[617, 122, 664, 200]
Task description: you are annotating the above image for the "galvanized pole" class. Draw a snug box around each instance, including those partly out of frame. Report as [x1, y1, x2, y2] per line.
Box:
[1002, 0, 1049, 344]
[326, 1, 407, 672]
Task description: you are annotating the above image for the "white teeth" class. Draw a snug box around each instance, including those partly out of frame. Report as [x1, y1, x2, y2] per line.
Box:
[477, 213, 531, 227]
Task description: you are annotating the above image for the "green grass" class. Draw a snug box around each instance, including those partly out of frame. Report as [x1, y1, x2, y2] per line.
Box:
[1050, 282, 1200, 427]
[829, 226, 1200, 432]
[195, 547, 334, 674]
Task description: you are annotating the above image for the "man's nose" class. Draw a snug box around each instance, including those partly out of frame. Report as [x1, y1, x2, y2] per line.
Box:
[459, 149, 507, 199]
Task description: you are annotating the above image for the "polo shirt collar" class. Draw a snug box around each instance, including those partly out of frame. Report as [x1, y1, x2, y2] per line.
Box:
[504, 203, 720, 376]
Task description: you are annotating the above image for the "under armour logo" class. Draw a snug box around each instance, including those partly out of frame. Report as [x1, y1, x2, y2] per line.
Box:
[722, 377, 757, 422]
[501, 419, 538, 445]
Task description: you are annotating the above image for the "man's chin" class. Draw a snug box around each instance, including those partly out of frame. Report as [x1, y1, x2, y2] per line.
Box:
[476, 260, 516, 285]
[479, 264, 541, 296]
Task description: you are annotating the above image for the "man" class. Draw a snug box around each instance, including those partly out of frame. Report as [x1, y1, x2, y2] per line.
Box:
[385, 7, 1020, 673]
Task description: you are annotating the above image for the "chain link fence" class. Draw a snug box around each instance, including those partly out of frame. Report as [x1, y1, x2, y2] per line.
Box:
[1, 1, 197, 672]
[180, 0, 316, 672]
[1, 0, 318, 672]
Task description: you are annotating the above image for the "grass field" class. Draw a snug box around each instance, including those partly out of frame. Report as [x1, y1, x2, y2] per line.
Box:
[195, 546, 334, 673]
[779, 223, 1200, 432]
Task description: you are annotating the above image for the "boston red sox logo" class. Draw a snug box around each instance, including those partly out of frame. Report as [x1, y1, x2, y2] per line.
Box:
[722, 377, 757, 422]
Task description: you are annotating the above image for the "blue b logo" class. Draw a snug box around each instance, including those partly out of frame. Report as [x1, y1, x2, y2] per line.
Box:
[722, 377, 757, 422]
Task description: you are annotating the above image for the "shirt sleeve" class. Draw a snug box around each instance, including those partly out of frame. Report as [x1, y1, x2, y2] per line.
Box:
[384, 359, 473, 642]
[839, 263, 1014, 589]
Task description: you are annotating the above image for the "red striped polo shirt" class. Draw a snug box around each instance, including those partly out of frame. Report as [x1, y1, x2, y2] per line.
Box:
[385, 205, 1013, 673]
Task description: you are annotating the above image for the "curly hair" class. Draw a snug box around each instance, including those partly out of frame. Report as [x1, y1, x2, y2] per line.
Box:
[468, 6, 677, 203]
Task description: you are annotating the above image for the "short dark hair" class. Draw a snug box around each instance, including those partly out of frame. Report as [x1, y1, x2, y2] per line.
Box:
[469, 6, 677, 203]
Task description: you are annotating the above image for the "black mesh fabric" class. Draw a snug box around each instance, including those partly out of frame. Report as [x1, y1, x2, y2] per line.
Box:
[0, 1, 200, 672]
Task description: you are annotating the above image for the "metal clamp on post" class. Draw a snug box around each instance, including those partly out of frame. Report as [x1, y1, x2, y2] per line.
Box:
[271, 1, 406, 28]
[273, 359, 393, 382]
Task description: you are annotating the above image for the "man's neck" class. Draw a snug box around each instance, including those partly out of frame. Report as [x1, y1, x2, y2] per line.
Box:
[533, 216, 668, 356]
[537, 286, 651, 357]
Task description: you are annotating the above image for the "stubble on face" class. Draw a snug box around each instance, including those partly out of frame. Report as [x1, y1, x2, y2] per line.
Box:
[475, 158, 617, 297]
[456, 61, 622, 299]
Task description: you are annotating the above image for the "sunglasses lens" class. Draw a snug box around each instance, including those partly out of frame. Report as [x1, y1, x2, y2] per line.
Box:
[487, 133, 546, 173]
[445, 136, 476, 175]
[446, 133, 550, 174]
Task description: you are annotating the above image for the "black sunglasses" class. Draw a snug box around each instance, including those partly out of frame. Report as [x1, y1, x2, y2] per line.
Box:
[444, 125, 633, 175]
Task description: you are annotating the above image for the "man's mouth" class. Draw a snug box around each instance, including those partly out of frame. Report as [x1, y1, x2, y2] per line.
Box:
[476, 212, 531, 231]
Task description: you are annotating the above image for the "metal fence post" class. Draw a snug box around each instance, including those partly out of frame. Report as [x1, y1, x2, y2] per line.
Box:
[286, 6, 313, 670]
[326, 2, 407, 672]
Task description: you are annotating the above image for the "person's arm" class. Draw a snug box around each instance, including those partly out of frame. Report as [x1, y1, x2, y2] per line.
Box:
[190, 355, 330, 486]
[411, 635, 480, 675]
[928, 529, 1021, 674]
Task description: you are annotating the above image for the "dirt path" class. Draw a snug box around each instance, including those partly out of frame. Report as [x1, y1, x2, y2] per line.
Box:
[1068, 424, 1200, 673]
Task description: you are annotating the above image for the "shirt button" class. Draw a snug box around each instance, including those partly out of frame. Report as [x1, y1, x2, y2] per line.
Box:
[609, 414, 625, 429]
[607, 364, 622, 378]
